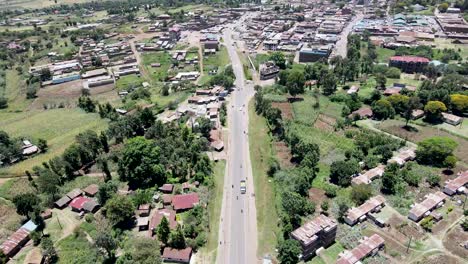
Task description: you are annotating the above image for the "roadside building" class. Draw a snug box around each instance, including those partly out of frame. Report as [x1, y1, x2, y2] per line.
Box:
[172, 193, 200, 212]
[345, 195, 386, 226]
[388, 56, 430, 73]
[290, 215, 338, 260]
[162, 247, 192, 264]
[52, 72, 81, 84]
[442, 112, 463, 126]
[21, 140, 39, 156]
[408, 191, 447, 222]
[336, 234, 385, 264]
[149, 209, 177, 236]
[444, 171, 468, 196]
[259, 61, 280, 80]
[81, 68, 108, 79]
[299, 46, 331, 63]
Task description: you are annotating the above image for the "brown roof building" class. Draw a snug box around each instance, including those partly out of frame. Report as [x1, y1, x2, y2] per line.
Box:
[149, 209, 177, 237]
[444, 170, 468, 196]
[83, 184, 99, 197]
[349, 107, 373, 119]
[387, 147, 416, 166]
[336, 234, 385, 264]
[291, 215, 337, 260]
[408, 191, 447, 222]
[345, 196, 386, 226]
[159, 184, 174, 193]
[162, 247, 192, 263]
[352, 165, 386, 185]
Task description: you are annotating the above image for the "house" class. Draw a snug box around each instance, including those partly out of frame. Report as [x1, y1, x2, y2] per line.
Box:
[149, 209, 177, 236]
[81, 68, 108, 79]
[137, 216, 149, 231]
[383, 87, 401, 96]
[54, 196, 72, 209]
[159, 184, 174, 193]
[345, 195, 386, 226]
[352, 165, 386, 185]
[70, 197, 98, 212]
[162, 247, 192, 264]
[138, 204, 151, 217]
[203, 40, 219, 50]
[442, 112, 463, 126]
[66, 188, 83, 200]
[389, 56, 430, 73]
[444, 171, 468, 195]
[408, 191, 447, 222]
[388, 148, 416, 166]
[21, 140, 39, 156]
[336, 234, 385, 264]
[0, 220, 37, 258]
[162, 194, 173, 206]
[172, 193, 200, 212]
[41, 209, 52, 220]
[347, 85, 359, 95]
[411, 109, 425, 120]
[83, 184, 99, 197]
[52, 72, 81, 84]
[82, 199, 100, 213]
[290, 215, 337, 260]
[349, 107, 373, 119]
[259, 61, 280, 80]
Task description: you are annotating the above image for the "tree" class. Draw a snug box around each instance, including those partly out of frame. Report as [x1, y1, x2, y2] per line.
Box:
[118, 137, 166, 189]
[426, 173, 441, 187]
[450, 94, 468, 114]
[277, 239, 301, 264]
[322, 72, 338, 95]
[381, 163, 402, 194]
[37, 138, 48, 152]
[12, 193, 40, 216]
[105, 195, 135, 227]
[375, 74, 386, 89]
[119, 237, 162, 264]
[195, 117, 213, 139]
[329, 159, 360, 187]
[100, 132, 109, 153]
[97, 181, 118, 205]
[424, 101, 447, 123]
[387, 94, 409, 114]
[170, 224, 186, 249]
[0, 97, 8, 109]
[403, 97, 421, 127]
[416, 136, 458, 167]
[461, 218, 468, 231]
[41, 237, 57, 263]
[95, 232, 117, 260]
[438, 2, 449, 12]
[286, 70, 305, 98]
[157, 216, 170, 244]
[443, 155, 457, 170]
[372, 99, 395, 120]
[351, 184, 373, 205]
[281, 191, 314, 218]
[270, 51, 286, 69]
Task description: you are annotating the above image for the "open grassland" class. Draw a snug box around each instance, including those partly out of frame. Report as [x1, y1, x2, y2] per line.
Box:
[141, 51, 172, 82]
[116, 74, 144, 91]
[0, 109, 108, 177]
[203, 160, 226, 263]
[203, 46, 230, 74]
[0, 0, 98, 9]
[248, 100, 279, 257]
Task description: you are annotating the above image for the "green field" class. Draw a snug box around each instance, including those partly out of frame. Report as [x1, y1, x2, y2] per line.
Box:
[116, 74, 144, 91]
[141, 51, 172, 82]
[0, 109, 108, 177]
[376, 47, 396, 63]
[203, 46, 230, 74]
[248, 100, 280, 257]
[204, 160, 226, 263]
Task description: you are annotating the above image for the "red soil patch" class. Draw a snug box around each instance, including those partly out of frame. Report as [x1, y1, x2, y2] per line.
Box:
[271, 102, 294, 120]
[274, 141, 293, 168]
[313, 114, 336, 132]
[308, 188, 326, 211]
[443, 224, 468, 259]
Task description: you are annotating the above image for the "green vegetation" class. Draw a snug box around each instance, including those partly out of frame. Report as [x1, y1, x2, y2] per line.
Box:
[203, 46, 230, 74]
[141, 51, 172, 82]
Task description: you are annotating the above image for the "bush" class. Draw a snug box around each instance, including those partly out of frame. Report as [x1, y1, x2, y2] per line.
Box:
[420, 216, 434, 231]
[85, 213, 95, 223]
[426, 173, 441, 187]
[351, 184, 373, 205]
[386, 67, 401, 79]
[324, 184, 338, 198]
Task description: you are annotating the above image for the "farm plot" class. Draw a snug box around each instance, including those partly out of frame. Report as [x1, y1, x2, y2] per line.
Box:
[271, 101, 294, 120]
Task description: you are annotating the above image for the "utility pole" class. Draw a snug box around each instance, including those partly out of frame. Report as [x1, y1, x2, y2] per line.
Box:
[406, 236, 412, 253]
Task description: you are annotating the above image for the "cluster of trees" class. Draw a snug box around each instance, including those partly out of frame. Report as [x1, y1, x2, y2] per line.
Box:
[0, 130, 22, 165]
[416, 136, 458, 168]
[210, 65, 235, 88]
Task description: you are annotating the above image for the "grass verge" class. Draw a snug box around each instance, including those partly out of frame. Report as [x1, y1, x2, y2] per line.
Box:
[248, 99, 279, 257]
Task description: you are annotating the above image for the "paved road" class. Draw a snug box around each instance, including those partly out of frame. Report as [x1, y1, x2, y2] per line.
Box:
[216, 15, 258, 264]
[333, 12, 364, 58]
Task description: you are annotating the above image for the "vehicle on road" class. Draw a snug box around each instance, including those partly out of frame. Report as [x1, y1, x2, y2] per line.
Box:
[240, 180, 246, 194]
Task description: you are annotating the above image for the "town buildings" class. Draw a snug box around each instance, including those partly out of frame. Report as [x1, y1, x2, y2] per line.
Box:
[443, 170, 468, 196]
[345, 195, 386, 226]
[336, 234, 385, 264]
[259, 61, 280, 80]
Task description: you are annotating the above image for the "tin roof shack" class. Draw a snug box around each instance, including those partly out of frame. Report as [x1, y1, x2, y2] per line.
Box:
[83, 184, 99, 197]
[0, 220, 37, 259]
[408, 191, 447, 222]
[349, 107, 373, 119]
[21, 140, 39, 156]
[259, 61, 280, 80]
[290, 215, 338, 260]
[336, 234, 385, 264]
[442, 112, 463, 126]
[347, 85, 359, 95]
[70, 197, 100, 213]
[137, 216, 149, 231]
[299, 46, 332, 63]
[444, 171, 468, 196]
[162, 247, 192, 264]
[138, 204, 151, 217]
[389, 56, 430, 73]
[345, 196, 386, 226]
[411, 109, 425, 120]
[387, 148, 416, 166]
[149, 209, 177, 237]
[172, 193, 200, 212]
[159, 184, 174, 193]
[352, 165, 386, 185]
